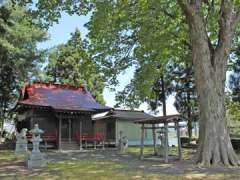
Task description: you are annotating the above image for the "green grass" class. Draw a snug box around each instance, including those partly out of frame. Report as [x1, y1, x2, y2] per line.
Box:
[127, 146, 194, 160]
[0, 150, 26, 161]
[0, 150, 239, 180]
[32, 160, 240, 180]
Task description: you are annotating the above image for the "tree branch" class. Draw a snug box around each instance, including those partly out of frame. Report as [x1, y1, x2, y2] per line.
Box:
[213, 0, 240, 80]
[234, 8, 240, 26]
[177, 0, 193, 18]
[215, 1, 238, 55]
[162, 9, 177, 19]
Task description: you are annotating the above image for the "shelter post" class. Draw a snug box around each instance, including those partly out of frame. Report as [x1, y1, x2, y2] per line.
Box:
[140, 123, 145, 159]
[175, 122, 182, 160]
[152, 124, 157, 155]
[69, 119, 71, 142]
[58, 113, 62, 151]
[79, 120, 83, 150]
[164, 122, 168, 163]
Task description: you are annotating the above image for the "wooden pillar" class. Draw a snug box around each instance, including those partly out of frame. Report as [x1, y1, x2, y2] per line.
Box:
[30, 109, 35, 129]
[102, 139, 105, 150]
[44, 140, 47, 151]
[79, 119, 83, 150]
[94, 140, 97, 149]
[152, 124, 157, 155]
[85, 139, 88, 148]
[31, 109, 34, 127]
[58, 113, 62, 151]
[176, 121, 182, 160]
[69, 119, 71, 142]
[115, 119, 118, 146]
[164, 122, 168, 163]
[140, 123, 145, 159]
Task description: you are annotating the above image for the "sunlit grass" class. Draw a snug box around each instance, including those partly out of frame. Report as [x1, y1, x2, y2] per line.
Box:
[0, 150, 239, 180]
[32, 160, 239, 180]
[0, 150, 26, 161]
[127, 146, 194, 160]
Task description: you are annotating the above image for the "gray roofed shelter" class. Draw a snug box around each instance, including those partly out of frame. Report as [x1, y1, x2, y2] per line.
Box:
[134, 114, 184, 162]
[93, 109, 154, 146]
[94, 109, 153, 121]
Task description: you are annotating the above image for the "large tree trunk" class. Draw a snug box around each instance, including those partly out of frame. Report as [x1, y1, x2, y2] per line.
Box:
[194, 50, 239, 166]
[177, 0, 240, 166]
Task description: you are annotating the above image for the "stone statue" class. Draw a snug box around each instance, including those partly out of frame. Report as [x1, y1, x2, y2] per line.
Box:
[118, 131, 128, 153]
[15, 128, 28, 155]
[28, 124, 46, 168]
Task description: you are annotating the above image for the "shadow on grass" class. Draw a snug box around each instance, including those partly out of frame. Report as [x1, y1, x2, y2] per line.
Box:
[0, 150, 240, 180]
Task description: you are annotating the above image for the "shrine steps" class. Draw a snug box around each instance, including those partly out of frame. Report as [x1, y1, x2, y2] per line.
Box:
[60, 140, 79, 150]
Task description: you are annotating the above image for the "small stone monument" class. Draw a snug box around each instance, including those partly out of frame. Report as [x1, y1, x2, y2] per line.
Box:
[28, 124, 45, 168]
[15, 128, 28, 155]
[118, 131, 128, 153]
[157, 128, 167, 157]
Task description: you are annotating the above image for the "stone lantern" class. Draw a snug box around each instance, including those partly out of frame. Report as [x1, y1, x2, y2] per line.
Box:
[28, 124, 45, 168]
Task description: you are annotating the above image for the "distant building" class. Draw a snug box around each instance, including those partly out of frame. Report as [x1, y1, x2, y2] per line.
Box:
[15, 82, 110, 150]
[93, 109, 154, 146]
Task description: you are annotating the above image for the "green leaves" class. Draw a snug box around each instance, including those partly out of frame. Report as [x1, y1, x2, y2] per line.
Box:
[0, 2, 47, 122]
[43, 28, 105, 104]
[15, 0, 93, 27]
[226, 96, 240, 135]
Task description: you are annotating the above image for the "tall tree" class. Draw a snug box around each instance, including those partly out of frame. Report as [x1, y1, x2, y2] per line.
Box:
[44, 29, 105, 103]
[88, 0, 240, 166]
[0, 2, 47, 132]
[177, 0, 240, 166]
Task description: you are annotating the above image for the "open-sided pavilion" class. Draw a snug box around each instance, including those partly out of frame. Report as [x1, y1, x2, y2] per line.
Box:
[134, 114, 184, 163]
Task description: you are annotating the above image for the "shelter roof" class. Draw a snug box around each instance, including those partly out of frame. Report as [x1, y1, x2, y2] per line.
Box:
[17, 82, 110, 113]
[93, 109, 154, 121]
[134, 114, 184, 124]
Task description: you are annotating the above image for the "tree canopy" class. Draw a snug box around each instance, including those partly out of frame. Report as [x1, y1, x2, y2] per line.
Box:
[43, 28, 105, 103]
[0, 2, 47, 127]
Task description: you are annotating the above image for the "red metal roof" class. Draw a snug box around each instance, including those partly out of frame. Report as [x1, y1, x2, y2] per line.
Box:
[17, 82, 110, 112]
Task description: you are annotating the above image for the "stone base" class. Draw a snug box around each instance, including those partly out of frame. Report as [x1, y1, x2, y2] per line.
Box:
[15, 143, 28, 155]
[27, 152, 46, 168]
[157, 146, 165, 157]
[28, 159, 46, 168]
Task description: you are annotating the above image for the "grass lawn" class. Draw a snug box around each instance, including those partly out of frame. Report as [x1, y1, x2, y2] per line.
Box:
[0, 148, 239, 180]
[127, 145, 193, 160]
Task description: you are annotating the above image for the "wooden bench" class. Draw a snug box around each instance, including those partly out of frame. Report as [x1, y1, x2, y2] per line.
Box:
[27, 132, 58, 150]
[75, 133, 105, 149]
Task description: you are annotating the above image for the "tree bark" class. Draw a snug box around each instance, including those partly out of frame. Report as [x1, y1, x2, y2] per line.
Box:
[194, 54, 239, 166]
[177, 0, 240, 166]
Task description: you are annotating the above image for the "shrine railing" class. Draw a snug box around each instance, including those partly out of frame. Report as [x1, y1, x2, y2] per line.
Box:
[74, 132, 105, 142]
[26, 132, 58, 143]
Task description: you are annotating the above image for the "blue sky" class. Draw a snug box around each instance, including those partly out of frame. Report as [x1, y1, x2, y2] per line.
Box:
[38, 13, 178, 115]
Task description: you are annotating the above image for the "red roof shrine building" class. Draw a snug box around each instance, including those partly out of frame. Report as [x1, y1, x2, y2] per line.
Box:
[15, 82, 110, 150]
